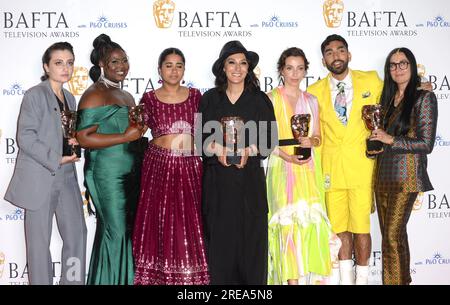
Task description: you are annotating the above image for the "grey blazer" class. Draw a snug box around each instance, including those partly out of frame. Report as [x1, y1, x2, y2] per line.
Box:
[4, 80, 78, 211]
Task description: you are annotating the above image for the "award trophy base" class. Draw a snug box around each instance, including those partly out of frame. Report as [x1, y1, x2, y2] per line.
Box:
[226, 155, 242, 165]
[63, 138, 82, 158]
[294, 147, 311, 160]
[366, 139, 383, 153]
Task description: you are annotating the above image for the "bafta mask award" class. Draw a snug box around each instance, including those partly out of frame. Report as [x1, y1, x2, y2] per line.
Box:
[291, 114, 311, 160]
[0, 252, 5, 279]
[61, 110, 81, 158]
[221, 116, 245, 165]
[129, 104, 145, 127]
[362, 104, 384, 153]
[417, 63, 427, 82]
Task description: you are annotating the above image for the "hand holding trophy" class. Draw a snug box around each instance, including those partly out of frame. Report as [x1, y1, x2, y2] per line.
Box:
[291, 114, 311, 160]
[61, 110, 81, 158]
[128, 104, 145, 127]
[128, 103, 149, 157]
[220, 116, 244, 165]
[362, 104, 384, 155]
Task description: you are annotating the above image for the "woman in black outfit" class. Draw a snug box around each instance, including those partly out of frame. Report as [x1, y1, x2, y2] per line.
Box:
[199, 40, 277, 285]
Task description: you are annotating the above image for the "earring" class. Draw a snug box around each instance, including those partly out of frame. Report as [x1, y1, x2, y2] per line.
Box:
[158, 79, 163, 84]
[182, 80, 185, 85]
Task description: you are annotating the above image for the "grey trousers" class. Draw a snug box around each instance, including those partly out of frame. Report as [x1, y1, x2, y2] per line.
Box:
[24, 163, 87, 285]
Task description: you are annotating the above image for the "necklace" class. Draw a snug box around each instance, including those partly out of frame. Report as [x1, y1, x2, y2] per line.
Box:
[99, 74, 121, 89]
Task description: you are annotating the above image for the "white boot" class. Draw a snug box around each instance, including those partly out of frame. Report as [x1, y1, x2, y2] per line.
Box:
[339, 260, 355, 285]
[355, 265, 369, 285]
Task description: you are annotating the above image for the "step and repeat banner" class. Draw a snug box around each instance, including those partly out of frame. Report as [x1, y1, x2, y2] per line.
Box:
[0, 0, 449, 285]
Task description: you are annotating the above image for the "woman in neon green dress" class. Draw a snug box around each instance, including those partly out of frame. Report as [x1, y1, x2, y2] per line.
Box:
[76, 34, 145, 284]
[267, 47, 340, 285]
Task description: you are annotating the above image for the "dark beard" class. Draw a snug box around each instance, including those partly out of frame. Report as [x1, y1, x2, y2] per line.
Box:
[326, 60, 349, 76]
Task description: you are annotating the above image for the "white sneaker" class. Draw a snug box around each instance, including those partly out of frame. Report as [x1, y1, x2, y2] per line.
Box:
[355, 265, 369, 285]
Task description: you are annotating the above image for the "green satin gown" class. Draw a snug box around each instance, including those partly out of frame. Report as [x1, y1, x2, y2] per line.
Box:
[77, 105, 138, 285]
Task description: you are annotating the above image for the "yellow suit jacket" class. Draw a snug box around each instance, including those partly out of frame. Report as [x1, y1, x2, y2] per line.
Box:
[307, 69, 383, 190]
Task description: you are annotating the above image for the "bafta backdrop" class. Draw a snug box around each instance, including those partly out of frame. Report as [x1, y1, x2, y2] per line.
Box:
[0, 0, 449, 284]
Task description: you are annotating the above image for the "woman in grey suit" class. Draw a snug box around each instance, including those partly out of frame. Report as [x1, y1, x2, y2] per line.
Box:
[4, 42, 87, 285]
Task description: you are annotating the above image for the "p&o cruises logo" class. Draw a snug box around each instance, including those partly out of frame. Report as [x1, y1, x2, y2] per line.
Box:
[416, 16, 450, 28]
[434, 135, 450, 148]
[78, 15, 127, 29]
[1, 209, 25, 222]
[416, 253, 450, 266]
[322, 0, 416, 37]
[253, 15, 298, 29]
[3, 83, 26, 96]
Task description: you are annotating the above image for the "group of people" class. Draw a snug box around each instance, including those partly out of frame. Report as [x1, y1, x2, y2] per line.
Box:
[4, 32, 438, 286]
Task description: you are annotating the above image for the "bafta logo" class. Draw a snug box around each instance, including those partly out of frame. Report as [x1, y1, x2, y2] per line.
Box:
[153, 0, 176, 28]
[253, 66, 261, 80]
[417, 63, 427, 82]
[323, 0, 344, 28]
[0, 252, 5, 278]
[221, 116, 245, 165]
[291, 114, 311, 160]
[413, 192, 424, 210]
[68, 66, 89, 96]
[362, 104, 384, 153]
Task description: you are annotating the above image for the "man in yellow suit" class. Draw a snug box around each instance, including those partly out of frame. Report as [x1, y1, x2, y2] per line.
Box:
[308, 34, 383, 285]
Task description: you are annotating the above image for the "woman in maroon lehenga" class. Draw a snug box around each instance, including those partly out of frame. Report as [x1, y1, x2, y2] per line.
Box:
[132, 48, 209, 285]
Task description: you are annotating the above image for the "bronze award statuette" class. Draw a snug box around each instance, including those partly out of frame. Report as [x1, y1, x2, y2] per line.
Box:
[291, 114, 311, 160]
[61, 110, 81, 158]
[128, 104, 149, 156]
[362, 104, 384, 153]
[129, 104, 145, 127]
[220, 116, 245, 165]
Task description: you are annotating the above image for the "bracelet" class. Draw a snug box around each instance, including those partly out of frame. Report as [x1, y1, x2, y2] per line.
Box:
[312, 136, 321, 147]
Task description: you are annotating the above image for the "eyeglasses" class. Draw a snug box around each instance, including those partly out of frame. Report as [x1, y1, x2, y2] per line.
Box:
[389, 61, 409, 71]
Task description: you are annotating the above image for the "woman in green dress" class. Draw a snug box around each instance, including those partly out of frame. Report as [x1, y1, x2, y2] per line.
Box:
[76, 34, 145, 284]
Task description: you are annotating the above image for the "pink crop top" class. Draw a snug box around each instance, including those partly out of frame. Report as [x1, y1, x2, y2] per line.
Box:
[141, 87, 201, 138]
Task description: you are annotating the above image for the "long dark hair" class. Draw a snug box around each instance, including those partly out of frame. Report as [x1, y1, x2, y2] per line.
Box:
[380, 47, 421, 135]
[214, 54, 260, 93]
[89, 33, 125, 82]
[41, 42, 74, 81]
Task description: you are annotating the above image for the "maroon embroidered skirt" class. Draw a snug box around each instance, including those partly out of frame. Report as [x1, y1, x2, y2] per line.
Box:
[132, 143, 209, 285]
